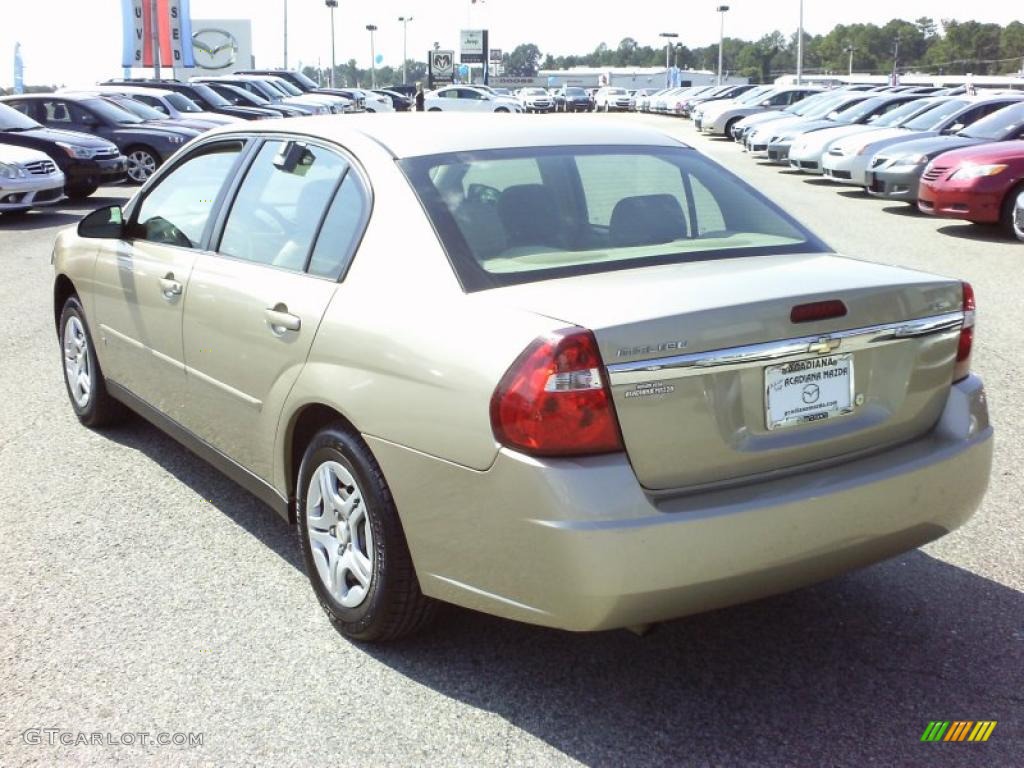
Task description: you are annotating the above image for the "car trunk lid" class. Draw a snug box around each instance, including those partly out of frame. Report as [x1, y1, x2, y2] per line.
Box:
[483, 253, 965, 490]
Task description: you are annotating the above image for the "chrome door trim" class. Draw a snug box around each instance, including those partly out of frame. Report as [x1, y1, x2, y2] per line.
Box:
[184, 363, 263, 410]
[607, 311, 964, 386]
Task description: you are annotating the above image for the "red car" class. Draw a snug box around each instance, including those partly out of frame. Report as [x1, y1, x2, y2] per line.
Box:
[918, 140, 1024, 238]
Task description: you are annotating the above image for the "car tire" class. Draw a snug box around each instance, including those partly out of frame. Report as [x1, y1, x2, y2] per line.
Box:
[1000, 183, 1024, 240]
[296, 424, 437, 643]
[428, 107, 441, 112]
[724, 117, 741, 138]
[495, 107, 509, 113]
[65, 184, 98, 200]
[1012, 186, 1024, 243]
[125, 145, 160, 185]
[58, 296, 129, 428]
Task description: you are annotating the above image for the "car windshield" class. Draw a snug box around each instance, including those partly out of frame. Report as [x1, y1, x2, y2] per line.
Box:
[800, 95, 849, 119]
[273, 79, 303, 96]
[959, 102, 1024, 140]
[902, 98, 971, 130]
[566, 88, 587, 96]
[401, 145, 819, 291]
[831, 96, 897, 124]
[105, 96, 165, 120]
[523, 89, 547, 96]
[189, 83, 231, 107]
[165, 92, 202, 112]
[83, 98, 144, 124]
[0, 102, 41, 130]
[871, 98, 939, 127]
[736, 87, 775, 104]
[606, 89, 626, 95]
[291, 70, 320, 90]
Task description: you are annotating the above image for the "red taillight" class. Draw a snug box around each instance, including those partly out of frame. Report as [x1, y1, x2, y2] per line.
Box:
[954, 281, 975, 382]
[490, 329, 624, 457]
[790, 299, 848, 324]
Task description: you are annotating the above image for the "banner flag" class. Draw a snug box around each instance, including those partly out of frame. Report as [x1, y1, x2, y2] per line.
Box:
[13, 42, 24, 94]
[167, 0, 196, 68]
[122, 0, 193, 70]
[122, 0, 145, 67]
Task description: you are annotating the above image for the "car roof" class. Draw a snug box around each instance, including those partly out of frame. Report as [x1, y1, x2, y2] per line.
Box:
[93, 85, 176, 98]
[201, 113, 687, 159]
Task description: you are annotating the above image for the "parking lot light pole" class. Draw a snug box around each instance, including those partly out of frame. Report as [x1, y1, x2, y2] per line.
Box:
[283, 0, 288, 69]
[845, 44, 855, 78]
[326, 1, 338, 88]
[659, 32, 678, 86]
[716, 5, 730, 86]
[796, 0, 803, 84]
[399, 16, 413, 85]
[366, 24, 378, 88]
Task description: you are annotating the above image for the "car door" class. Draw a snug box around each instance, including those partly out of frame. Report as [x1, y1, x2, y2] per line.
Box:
[179, 138, 366, 481]
[458, 89, 487, 112]
[90, 139, 248, 419]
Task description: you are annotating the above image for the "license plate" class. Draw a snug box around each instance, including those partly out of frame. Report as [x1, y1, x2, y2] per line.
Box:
[764, 355, 854, 430]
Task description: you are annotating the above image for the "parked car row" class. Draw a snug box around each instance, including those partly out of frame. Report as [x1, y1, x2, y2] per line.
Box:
[682, 84, 1024, 241]
[0, 71, 411, 206]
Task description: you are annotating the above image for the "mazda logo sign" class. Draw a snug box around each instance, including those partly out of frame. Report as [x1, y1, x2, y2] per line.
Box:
[192, 29, 239, 70]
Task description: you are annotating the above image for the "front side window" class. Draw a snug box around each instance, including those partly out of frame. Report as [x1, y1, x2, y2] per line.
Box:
[402, 145, 821, 291]
[218, 140, 347, 271]
[133, 142, 244, 248]
[959, 103, 1024, 140]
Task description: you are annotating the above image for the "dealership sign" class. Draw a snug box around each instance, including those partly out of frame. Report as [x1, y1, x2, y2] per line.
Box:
[429, 49, 455, 88]
[121, 0, 196, 68]
[460, 29, 488, 64]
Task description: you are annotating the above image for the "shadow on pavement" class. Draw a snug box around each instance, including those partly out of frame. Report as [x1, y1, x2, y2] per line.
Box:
[99, 415, 1022, 767]
[802, 177, 840, 187]
[837, 189, 871, 199]
[937, 223, 1016, 244]
[883, 204, 923, 217]
[0, 210, 83, 231]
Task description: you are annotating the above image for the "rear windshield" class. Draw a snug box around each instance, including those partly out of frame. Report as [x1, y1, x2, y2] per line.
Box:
[400, 146, 823, 291]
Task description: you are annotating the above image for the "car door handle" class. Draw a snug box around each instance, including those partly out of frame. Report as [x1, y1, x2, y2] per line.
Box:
[159, 274, 183, 299]
[265, 306, 301, 334]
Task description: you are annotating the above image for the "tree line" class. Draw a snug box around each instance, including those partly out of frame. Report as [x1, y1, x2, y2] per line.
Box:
[302, 18, 1024, 88]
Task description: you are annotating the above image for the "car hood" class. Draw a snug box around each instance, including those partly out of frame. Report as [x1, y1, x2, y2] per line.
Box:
[755, 114, 815, 137]
[0, 143, 51, 164]
[923, 138, 1024, 165]
[877, 134, 985, 161]
[112, 124, 198, 139]
[793, 123, 876, 150]
[10, 126, 117, 149]
[191, 111, 242, 124]
[775, 118, 846, 138]
[831, 127, 917, 153]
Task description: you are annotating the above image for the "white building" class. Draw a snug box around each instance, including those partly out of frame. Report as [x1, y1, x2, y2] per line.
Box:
[491, 67, 747, 90]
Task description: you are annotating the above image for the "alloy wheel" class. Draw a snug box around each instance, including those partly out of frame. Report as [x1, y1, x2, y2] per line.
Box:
[126, 150, 157, 183]
[63, 315, 92, 409]
[1013, 188, 1024, 242]
[305, 461, 374, 608]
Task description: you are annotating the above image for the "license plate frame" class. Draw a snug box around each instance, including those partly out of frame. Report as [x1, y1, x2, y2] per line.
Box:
[764, 354, 855, 431]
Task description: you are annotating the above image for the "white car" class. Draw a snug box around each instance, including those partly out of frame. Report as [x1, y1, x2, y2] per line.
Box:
[0, 143, 65, 213]
[350, 89, 394, 113]
[516, 88, 554, 113]
[593, 87, 631, 112]
[700, 87, 822, 136]
[424, 87, 522, 113]
[89, 85, 240, 127]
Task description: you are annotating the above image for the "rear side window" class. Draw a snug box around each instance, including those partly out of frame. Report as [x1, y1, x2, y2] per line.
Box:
[307, 174, 368, 279]
[218, 140, 347, 271]
[401, 145, 822, 291]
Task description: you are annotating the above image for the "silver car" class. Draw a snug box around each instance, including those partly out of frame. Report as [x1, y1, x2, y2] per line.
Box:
[53, 115, 992, 642]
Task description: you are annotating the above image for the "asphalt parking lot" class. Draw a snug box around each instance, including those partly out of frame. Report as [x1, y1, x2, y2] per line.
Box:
[1, 115, 1021, 767]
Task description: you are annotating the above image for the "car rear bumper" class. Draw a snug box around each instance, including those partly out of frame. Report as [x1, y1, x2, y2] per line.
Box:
[917, 182, 1003, 223]
[371, 375, 992, 632]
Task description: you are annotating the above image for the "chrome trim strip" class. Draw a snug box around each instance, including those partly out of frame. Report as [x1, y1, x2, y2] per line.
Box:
[99, 324, 186, 372]
[607, 311, 963, 386]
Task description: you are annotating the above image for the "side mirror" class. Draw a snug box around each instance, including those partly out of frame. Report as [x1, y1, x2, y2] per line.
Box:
[81, 113, 98, 126]
[759, 100, 771, 107]
[77, 205, 124, 239]
[944, 123, 965, 134]
[826, 110, 840, 120]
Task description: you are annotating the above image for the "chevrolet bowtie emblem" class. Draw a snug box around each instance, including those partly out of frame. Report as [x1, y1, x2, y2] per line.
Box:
[808, 337, 841, 355]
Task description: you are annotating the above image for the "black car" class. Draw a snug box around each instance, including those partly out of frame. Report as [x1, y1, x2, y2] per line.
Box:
[1, 94, 194, 185]
[0, 102, 125, 198]
[81, 92, 221, 134]
[235, 69, 366, 111]
[103, 80, 278, 120]
[375, 89, 412, 111]
[558, 86, 592, 113]
[198, 82, 308, 117]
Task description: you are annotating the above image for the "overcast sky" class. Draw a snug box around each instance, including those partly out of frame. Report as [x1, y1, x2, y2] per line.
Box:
[2, 0, 1020, 88]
